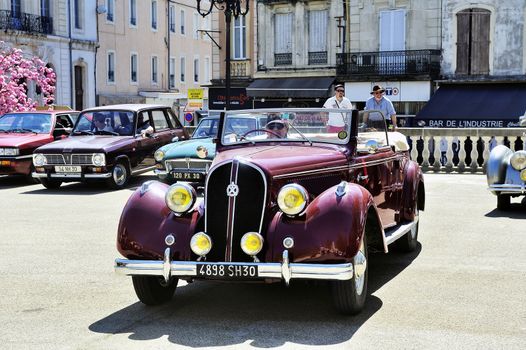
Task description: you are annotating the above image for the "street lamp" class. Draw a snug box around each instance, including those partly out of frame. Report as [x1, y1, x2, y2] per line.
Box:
[196, 0, 249, 110]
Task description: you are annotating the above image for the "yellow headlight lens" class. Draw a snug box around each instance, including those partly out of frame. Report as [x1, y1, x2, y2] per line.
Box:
[165, 183, 196, 213]
[510, 151, 526, 170]
[521, 169, 526, 181]
[154, 149, 165, 162]
[190, 232, 212, 256]
[241, 232, 264, 256]
[277, 184, 308, 216]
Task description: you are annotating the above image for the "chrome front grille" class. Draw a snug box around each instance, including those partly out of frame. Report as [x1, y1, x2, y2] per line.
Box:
[165, 159, 212, 172]
[44, 154, 94, 165]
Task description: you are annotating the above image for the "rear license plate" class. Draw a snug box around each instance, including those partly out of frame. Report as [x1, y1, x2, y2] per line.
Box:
[55, 165, 81, 173]
[172, 171, 204, 181]
[196, 263, 258, 279]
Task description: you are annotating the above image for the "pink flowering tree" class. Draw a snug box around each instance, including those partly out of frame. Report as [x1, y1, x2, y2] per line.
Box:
[0, 41, 56, 115]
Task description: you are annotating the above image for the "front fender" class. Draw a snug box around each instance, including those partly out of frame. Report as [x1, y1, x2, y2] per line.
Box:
[401, 160, 425, 221]
[487, 145, 513, 193]
[116, 181, 203, 260]
[266, 182, 374, 264]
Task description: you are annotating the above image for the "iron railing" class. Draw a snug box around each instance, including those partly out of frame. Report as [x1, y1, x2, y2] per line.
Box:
[274, 53, 292, 66]
[308, 51, 328, 65]
[337, 49, 441, 79]
[0, 10, 53, 34]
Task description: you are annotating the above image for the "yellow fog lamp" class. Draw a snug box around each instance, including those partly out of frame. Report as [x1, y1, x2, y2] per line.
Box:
[510, 151, 526, 170]
[277, 184, 308, 216]
[240, 232, 264, 256]
[520, 169, 526, 182]
[190, 232, 212, 256]
[165, 183, 196, 214]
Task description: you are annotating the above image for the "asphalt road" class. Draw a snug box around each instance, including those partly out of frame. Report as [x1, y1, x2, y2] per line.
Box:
[0, 173, 525, 350]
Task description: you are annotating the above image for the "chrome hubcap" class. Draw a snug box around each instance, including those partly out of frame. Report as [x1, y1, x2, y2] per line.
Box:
[354, 240, 367, 295]
[113, 165, 126, 185]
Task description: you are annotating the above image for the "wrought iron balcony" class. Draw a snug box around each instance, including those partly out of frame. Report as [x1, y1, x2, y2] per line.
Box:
[274, 53, 292, 66]
[0, 10, 53, 35]
[337, 49, 441, 80]
[308, 51, 328, 65]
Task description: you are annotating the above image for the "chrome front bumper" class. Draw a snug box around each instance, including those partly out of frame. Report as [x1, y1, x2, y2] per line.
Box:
[488, 184, 526, 195]
[32, 172, 112, 179]
[115, 249, 354, 285]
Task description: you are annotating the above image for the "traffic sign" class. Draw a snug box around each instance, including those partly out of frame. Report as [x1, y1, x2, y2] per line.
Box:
[184, 112, 194, 122]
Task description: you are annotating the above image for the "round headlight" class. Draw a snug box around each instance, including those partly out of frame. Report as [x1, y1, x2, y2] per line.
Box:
[521, 169, 526, 182]
[165, 183, 196, 214]
[241, 232, 264, 256]
[154, 149, 165, 162]
[510, 151, 526, 170]
[33, 153, 46, 166]
[277, 184, 309, 216]
[92, 153, 106, 166]
[190, 232, 212, 256]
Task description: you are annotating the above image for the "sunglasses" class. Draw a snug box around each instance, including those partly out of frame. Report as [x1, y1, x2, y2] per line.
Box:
[374, 92, 383, 95]
[336, 89, 344, 92]
[267, 122, 286, 130]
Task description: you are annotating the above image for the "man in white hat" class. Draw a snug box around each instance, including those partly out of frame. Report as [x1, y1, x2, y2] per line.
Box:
[365, 85, 397, 131]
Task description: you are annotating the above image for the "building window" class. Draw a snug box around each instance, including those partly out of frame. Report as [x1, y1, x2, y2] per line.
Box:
[204, 57, 210, 83]
[73, 0, 81, 29]
[169, 5, 175, 33]
[11, 0, 21, 18]
[169, 58, 176, 88]
[180, 57, 185, 83]
[180, 10, 185, 35]
[107, 0, 114, 22]
[151, 56, 158, 84]
[456, 8, 490, 75]
[308, 10, 328, 64]
[274, 13, 293, 65]
[129, 0, 137, 26]
[41, 0, 50, 17]
[234, 14, 246, 59]
[193, 13, 199, 39]
[107, 51, 115, 83]
[130, 53, 138, 83]
[193, 58, 199, 83]
[151, 0, 157, 30]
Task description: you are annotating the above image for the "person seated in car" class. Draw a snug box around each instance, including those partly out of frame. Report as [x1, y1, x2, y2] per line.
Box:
[136, 114, 154, 137]
[93, 113, 114, 133]
[265, 114, 289, 139]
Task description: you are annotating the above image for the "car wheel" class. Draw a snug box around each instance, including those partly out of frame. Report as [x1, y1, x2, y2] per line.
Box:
[40, 178, 62, 189]
[132, 276, 178, 305]
[106, 162, 129, 189]
[396, 199, 419, 252]
[497, 194, 510, 210]
[332, 234, 368, 315]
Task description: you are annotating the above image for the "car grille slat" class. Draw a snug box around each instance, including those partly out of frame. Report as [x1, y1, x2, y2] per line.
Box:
[44, 154, 94, 165]
[205, 160, 267, 262]
[165, 159, 211, 171]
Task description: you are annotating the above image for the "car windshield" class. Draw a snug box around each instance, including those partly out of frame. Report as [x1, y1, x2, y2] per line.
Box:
[221, 108, 358, 145]
[0, 113, 52, 134]
[193, 116, 261, 139]
[73, 110, 135, 136]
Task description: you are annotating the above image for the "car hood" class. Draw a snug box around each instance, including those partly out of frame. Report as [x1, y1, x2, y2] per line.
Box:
[162, 138, 216, 160]
[36, 135, 132, 152]
[0, 133, 50, 148]
[214, 144, 349, 177]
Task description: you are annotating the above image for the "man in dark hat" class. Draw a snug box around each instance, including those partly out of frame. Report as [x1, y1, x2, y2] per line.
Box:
[365, 85, 397, 131]
[323, 83, 353, 132]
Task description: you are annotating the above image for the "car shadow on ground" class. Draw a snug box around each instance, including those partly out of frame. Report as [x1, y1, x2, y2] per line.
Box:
[89, 244, 421, 347]
[485, 198, 526, 219]
[0, 175, 37, 188]
[18, 174, 160, 196]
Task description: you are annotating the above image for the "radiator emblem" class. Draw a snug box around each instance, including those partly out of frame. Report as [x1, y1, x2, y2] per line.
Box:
[226, 182, 239, 197]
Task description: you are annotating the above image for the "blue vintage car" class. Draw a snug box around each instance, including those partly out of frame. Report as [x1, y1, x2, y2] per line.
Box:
[154, 112, 267, 185]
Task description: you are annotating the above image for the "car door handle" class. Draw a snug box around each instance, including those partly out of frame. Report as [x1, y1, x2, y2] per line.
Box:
[357, 174, 368, 181]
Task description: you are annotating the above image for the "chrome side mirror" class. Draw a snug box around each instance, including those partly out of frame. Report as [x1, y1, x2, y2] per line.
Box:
[365, 139, 379, 154]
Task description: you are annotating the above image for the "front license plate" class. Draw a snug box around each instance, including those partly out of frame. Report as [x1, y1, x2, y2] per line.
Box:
[172, 171, 204, 181]
[55, 165, 81, 173]
[196, 263, 259, 279]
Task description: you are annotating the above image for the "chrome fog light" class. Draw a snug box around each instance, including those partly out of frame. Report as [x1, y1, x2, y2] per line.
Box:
[241, 232, 264, 256]
[190, 232, 212, 256]
[277, 184, 309, 216]
[521, 169, 526, 182]
[283, 237, 294, 249]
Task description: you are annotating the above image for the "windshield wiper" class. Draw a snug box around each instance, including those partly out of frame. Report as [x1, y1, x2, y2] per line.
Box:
[73, 130, 94, 135]
[288, 124, 312, 146]
[11, 128, 37, 134]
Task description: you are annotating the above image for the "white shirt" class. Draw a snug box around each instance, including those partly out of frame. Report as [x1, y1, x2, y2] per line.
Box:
[323, 96, 353, 127]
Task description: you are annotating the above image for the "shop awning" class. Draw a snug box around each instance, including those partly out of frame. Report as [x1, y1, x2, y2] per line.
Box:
[246, 77, 335, 98]
[415, 83, 526, 127]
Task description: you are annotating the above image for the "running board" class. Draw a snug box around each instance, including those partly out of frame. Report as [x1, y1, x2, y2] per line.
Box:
[384, 219, 418, 246]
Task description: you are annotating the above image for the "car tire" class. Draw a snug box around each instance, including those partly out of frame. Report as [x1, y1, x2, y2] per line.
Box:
[132, 276, 178, 305]
[395, 199, 419, 252]
[40, 178, 62, 189]
[332, 234, 368, 315]
[106, 161, 129, 189]
[497, 194, 510, 210]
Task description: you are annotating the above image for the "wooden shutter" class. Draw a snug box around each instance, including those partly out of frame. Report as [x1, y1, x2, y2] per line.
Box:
[275, 13, 293, 53]
[471, 9, 490, 74]
[309, 10, 328, 52]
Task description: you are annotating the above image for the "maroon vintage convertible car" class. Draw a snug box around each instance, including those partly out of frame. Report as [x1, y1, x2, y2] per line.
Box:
[0, 110, 78, 181]
[115, 108, 424, 314]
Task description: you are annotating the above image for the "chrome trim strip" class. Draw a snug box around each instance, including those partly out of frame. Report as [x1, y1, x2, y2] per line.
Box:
[384, 219, 419, 246]
[131, 165, 156, 175]
[488, 184, 526, 194]
[115, 256, 353, 282]
[14, 155, 33, 160]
